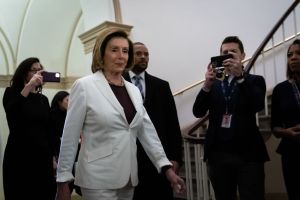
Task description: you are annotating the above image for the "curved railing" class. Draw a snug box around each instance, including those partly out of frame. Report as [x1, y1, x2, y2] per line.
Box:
[181, 0, 300, 139]
[180, 1, 300, 199]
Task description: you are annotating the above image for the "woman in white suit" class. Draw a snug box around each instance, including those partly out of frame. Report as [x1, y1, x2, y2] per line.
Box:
[55, 29, 185, 200]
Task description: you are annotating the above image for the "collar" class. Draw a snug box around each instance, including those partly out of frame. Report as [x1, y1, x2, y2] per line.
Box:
[129, 71, 145, 80]
[224, 74, 235, 84]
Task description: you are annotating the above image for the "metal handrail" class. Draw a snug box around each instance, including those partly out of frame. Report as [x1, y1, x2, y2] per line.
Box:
[182, 1, 300, 199]
[181, 0, 300, 139]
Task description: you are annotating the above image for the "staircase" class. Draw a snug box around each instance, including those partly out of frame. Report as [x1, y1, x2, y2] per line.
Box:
[179, 1, 300, 199]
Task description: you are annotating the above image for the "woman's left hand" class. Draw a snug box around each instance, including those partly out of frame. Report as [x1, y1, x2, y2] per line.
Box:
[165, 167, 186, 194]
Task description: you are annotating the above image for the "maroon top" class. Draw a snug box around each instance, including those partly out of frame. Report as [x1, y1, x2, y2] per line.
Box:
[110, 84, 136, 124]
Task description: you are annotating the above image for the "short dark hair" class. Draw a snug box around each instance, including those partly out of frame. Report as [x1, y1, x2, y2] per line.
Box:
[286, 39, 300, 78]
[10, 57, 43, 92]
[220, 36, 244, 54]
[91, 29, 134, 73]
[133, 42, 145, 46]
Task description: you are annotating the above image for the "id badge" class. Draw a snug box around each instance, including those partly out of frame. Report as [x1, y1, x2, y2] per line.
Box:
[221, 114, 232, 128]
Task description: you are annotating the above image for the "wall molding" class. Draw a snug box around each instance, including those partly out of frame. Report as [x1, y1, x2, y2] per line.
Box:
[0, 75, 11, 88]
[78, 21, 133, 54]
[113, 0, 122, 23]
[0, 75, 78, 90]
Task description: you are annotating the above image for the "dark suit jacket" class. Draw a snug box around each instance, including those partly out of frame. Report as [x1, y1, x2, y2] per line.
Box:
[124, 71, 183, 199]
[193, 73, 269, 162]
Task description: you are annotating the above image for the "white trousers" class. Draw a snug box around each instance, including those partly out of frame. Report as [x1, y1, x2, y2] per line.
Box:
[81, 184, 134, 200]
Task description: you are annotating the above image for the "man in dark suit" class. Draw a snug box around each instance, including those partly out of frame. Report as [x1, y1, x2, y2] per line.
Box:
[124, 42, 183, 200]
[193, 36, 269, 200]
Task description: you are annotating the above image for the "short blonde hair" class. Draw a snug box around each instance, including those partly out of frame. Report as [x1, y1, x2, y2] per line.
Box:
[91, 28, 134, 73]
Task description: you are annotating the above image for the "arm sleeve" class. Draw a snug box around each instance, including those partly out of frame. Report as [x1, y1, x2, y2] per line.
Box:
[236, 74, 266, 113]
[137, 107, 172, 173]
[56, 80, 86, 182]
[193, 89, 211, 118]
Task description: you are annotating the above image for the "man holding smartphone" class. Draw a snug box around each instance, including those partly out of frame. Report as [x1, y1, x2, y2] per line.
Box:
[193, 36, 269, 200]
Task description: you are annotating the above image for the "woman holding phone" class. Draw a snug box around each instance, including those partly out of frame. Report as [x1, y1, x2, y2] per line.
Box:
[2, 57, 56, 200]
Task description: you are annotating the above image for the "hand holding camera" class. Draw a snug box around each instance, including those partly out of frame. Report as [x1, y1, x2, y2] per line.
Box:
[210, 54, 233, 80]
[28, 71, 44, 88]
[202, 63, 216, 92]
[203, 52, 243, 91]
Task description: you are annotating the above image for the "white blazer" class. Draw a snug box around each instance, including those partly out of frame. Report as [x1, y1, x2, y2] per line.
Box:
[56, 71, 171, 189]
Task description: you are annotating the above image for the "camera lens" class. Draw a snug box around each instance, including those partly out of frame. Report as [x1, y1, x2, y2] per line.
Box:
[216, 72, 223, 79]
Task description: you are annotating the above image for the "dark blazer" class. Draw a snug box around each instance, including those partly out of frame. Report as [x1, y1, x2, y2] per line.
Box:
[124, 71, 183, 200]
[193, 73, 269, 162]
[271, 80, 300, 156]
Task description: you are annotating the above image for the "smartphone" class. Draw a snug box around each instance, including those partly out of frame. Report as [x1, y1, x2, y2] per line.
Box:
[210, 54, 233, 68]
[42, 71, 61, 82]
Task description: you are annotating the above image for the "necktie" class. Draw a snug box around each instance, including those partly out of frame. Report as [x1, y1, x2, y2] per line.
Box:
[133, 75, 144, 99]
[223, 77, 230, 96]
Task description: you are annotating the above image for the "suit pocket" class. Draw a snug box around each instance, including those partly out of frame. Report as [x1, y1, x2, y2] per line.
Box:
[87, 143, 113, 162]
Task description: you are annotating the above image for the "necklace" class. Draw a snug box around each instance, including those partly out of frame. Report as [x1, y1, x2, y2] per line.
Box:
[104, 73, 124, 86]
[107, 78, 124, 86]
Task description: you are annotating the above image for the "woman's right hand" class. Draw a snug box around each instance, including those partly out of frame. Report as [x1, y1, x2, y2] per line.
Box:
[21, 71, 44, 97]
[55, 182, 71, 200]
[27, 70, 44, 88]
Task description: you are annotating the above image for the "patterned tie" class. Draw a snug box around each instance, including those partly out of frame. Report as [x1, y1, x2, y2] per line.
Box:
[223, 76, 229, 95]
[133, 75, 144, 99]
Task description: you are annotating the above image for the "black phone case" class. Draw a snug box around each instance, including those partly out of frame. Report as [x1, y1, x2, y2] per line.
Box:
[211, 54, 233, 67]
[42, 72, 61, 82]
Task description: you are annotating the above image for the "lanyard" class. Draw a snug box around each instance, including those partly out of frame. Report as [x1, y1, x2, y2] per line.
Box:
[221, 79, 237, 114]
[291, 81, 300, 109]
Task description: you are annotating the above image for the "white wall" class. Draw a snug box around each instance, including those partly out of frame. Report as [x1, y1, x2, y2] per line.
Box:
[119, 0, 295, 131]
[118, 0, 296, 195]
[79, 0, 115, 30]
[0, 0, 298, 198]
[120, 0, 294, 92]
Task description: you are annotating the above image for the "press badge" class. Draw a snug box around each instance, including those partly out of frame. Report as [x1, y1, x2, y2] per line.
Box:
[221, 114, 232, 128]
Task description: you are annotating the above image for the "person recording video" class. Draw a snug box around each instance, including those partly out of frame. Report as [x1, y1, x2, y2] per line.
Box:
[2, 57, 57, 199]
[193, 36, 269, 200]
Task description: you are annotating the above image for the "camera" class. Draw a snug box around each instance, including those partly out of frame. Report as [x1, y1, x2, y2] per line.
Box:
[42, 71, 61, 82]
[210, 54, 233, 80]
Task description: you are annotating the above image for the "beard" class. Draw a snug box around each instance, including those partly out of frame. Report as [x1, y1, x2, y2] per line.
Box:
[132, 63, 148, 74]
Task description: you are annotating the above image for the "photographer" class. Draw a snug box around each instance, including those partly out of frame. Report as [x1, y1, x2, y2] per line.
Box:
[2, 57, 56, 199]
[193, 36, 269, 200]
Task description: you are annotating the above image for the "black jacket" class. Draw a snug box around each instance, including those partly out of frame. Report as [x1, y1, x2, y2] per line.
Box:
[124, 71, 183, 200]
[193, 73, 269, 162]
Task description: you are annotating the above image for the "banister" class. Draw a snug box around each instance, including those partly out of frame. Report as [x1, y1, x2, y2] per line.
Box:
[173, 1, 300, 97]
[183, 0, 300, 139]
[187, 114, 208, 136]
[173, 80, 204, 96]
[245, 0, 300, 72]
